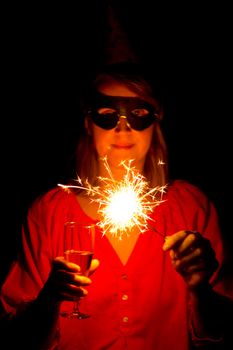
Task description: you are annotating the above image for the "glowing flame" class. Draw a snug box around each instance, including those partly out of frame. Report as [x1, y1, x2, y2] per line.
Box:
[58, 157, 167, 239]
[105, 186, 139, 227]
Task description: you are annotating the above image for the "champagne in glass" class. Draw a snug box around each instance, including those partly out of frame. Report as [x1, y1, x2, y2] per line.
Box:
[61, 221, 95, 319]
[64, 250, 93, 274]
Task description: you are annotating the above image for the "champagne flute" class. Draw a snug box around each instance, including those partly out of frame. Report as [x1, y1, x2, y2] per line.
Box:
[60, 221, 95, 319]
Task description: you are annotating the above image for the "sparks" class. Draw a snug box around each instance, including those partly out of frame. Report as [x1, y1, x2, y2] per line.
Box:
[58, 157, 167, 239]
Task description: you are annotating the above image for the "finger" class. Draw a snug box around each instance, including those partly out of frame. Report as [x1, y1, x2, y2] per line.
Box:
[175, 231, 205, 257]
[61, 272, 91, 286]
[163, 230, 189, 251]
[89, 259, 100, 274]
[177, 234, 217, 264]
[59, 284, 89, 300]
[53, 257, 81, 273]
[44, 273, 89, 302]
[173, 251, 218, 276]
[172, 250, 203, 271]
[182, 262, 207, 273]
[171, 245, 202, 264]
[54, 274, 91, 300]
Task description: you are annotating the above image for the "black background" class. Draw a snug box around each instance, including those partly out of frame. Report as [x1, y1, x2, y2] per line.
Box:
[2, 2, 232, 288]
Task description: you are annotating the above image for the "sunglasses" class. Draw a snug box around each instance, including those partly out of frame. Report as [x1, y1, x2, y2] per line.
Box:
[88, 93, 160, 131]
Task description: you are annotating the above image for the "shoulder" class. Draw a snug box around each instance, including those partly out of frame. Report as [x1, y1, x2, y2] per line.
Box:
[32, 186, 71, 205]
[163, 179, 215, 221]
[28, 186, 77, 218]
[163, 180, 222, 240]
[166, 179, 209, 207]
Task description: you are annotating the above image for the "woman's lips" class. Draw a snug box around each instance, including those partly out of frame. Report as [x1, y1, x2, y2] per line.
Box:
[111, 144, 134, 149]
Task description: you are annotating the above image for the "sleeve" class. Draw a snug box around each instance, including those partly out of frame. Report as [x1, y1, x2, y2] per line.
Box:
[196, 197, 224, 288]
[0, 198, 53, 316]
[175, 181, 230, 347]
[172, 180, 224, 288]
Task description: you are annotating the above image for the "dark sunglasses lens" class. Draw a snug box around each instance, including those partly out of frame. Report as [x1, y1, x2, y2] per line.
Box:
[91, 111, 159, 131]
[91, 112, 119, 130]
[128, 113, 157, 130]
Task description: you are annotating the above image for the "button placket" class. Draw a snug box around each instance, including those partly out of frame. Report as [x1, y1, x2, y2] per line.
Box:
[119, 272, 131, 332]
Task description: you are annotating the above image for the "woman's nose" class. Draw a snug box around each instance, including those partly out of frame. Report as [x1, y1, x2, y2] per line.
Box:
[115, 115, 131, 132]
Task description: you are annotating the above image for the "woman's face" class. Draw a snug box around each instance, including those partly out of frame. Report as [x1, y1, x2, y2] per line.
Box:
[87, 79, 155, 172]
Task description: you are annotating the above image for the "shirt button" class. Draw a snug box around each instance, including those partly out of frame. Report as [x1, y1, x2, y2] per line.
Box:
[122, 273, 127, 280]
[122, 316, 129, 323]
[122, 294, 128, 301]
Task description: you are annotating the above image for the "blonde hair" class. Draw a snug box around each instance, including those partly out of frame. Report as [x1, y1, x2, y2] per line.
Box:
[74, 62, 168, 189]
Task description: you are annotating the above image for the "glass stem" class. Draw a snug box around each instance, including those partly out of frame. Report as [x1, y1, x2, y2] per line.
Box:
[73, 299, 80, 314]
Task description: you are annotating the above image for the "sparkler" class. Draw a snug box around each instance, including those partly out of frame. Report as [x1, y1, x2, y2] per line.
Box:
[58, 157, 167, 240]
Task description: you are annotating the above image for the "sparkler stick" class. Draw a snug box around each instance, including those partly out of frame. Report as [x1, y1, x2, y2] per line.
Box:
[58, 157, 167, 240]
[147, 223, 166, 239]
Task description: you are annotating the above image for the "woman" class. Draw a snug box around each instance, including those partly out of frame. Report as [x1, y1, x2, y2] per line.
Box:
[0, 62, 232, 349]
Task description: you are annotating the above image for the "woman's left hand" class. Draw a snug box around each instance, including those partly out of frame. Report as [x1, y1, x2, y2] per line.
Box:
[162, 230, 219, 290]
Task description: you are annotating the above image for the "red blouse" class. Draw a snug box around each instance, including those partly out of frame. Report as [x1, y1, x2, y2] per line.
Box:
[0, 180, 224, 350]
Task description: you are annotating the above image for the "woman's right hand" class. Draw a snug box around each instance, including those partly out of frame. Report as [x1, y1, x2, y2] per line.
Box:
[41, 257, 100, 304]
